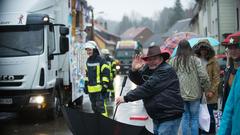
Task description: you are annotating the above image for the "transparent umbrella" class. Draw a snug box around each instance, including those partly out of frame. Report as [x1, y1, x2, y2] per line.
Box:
[162, 32, 199, 54]
[171, 37, 220, 57]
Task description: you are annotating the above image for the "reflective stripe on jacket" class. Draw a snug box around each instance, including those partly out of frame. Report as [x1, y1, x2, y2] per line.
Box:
[105, 56, 116, 80]
[85, 56, 110, 93]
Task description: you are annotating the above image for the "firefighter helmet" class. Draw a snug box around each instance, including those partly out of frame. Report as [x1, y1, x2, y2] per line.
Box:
[85, 41, 97, 49]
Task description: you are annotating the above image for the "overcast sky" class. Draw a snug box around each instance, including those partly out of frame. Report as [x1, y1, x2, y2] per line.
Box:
[87, 0, 195, 21]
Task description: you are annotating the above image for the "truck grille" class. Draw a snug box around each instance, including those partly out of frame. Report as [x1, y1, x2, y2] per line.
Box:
[13, 75, 24, 80]
[0, 75, 24, 87]
[0, 82, 22, 87]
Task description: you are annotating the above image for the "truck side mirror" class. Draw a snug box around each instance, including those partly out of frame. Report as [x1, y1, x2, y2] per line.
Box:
[59, 26, 69, 54]
[60, 36, 69, 54]
[60, 26, 69, 35]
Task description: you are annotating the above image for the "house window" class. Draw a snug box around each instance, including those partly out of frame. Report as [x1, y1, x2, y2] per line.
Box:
[237, 8, 239, 31]
[215, 18, 218, 35]
[203, 3, 206, 13]
[205, 27, 208, 36]
[212, 21, 214, 33]
[48, 25, 55, 53]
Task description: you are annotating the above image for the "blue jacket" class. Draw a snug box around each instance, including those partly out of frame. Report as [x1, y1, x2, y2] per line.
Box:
[218, 68, 240, 135]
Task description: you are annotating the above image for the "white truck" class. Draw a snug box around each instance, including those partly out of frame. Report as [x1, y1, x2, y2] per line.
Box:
[0, 0, 84, 119]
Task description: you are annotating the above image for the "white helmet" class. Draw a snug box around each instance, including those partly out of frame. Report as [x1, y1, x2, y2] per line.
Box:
[84, 41, 97, 49]
[101, 48, 110, 55]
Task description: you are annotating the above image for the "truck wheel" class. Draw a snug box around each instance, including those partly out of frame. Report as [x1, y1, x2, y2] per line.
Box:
[46, 96, 61, 120]
[46, 79, 63, 120]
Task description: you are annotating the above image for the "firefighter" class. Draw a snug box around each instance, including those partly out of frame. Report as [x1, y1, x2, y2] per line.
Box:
[101, 48, 117, 99]
[84, 41, 110, 117]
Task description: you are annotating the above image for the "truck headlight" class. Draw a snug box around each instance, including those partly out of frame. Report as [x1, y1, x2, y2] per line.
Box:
[43, 16, 49, 22]
[29, 96, 44, 104]
[116, 65, 120, 70]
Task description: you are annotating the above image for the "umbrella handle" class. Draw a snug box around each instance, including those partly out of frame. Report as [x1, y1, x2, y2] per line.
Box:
[112, 76, 128, 120]
[112, 101, 120, 120]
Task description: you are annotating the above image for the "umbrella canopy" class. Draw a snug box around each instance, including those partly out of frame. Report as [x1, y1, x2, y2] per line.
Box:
[162, 32, 199, 54]
[171, 37, 219, 57]
[62, 106, 153, 135]
[222, 32, 240, 45]
[188, 37, 219, 47]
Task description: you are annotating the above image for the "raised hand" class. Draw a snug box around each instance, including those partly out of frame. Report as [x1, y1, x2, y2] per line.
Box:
[132, 55, 145, 71]
[115, 96, 125, 106]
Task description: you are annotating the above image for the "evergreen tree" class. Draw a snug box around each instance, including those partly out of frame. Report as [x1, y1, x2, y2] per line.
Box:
[139, 17, 154, 31]
[155, 8, 175, 33]
[117, 15, 133, 34]
[168, 0, 184, 28]
[107, 0, 192, 35]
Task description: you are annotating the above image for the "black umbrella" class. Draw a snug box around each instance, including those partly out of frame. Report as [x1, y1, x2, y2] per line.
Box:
[60, 76, 153, 135]
[62, 106, 153, 135]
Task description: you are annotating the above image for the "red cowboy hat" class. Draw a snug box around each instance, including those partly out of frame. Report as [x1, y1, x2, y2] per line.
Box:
[141, 45, 170, 61]
[221, 32, 240, 46]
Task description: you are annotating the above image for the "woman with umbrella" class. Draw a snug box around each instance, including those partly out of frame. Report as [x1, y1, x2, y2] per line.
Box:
[193, 40, 221, 134]
[170, 39, 210, 135]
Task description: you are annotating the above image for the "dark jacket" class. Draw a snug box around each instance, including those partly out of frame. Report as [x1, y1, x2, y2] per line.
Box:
[85, 49, 110, 93]
[124, 62, 184, 123]
[222, 66, 237, 111]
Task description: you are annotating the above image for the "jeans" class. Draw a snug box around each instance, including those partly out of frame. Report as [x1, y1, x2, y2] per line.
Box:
[182, 100, 200, 135]
[153, 118, 181, 135]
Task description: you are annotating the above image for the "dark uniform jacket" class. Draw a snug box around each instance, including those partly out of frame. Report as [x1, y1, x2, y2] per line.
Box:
[104, 55, 116, 91]
[124, 62, 184, 123]
[85, 50, 110, 93]
[222, 66, 237, 111]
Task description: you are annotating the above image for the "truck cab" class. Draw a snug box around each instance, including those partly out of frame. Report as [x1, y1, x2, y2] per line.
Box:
[0, 0, 75, 119]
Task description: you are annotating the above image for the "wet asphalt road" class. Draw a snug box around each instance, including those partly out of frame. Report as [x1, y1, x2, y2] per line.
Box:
[0, 75, 153, 135]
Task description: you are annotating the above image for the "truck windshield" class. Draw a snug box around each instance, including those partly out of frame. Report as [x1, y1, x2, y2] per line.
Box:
[0, 25, 43, 57]
[115, 50, 135, 59]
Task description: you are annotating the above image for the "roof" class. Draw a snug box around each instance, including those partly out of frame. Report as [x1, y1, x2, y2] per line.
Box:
[94, 23, 120, 39]
[120, 27, 149, 40]
[93, 23, 120, 46]
[95, 33, 115, 45]
[143, 34, 164, 48]
[162, 18, 191, 37]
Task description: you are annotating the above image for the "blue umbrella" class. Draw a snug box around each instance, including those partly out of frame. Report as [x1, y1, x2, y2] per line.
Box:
[188, 37, 219, 47]
[171, 37, 219, 57]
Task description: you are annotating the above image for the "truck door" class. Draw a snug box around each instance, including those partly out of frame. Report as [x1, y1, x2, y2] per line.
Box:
[46, 25, 58, 88]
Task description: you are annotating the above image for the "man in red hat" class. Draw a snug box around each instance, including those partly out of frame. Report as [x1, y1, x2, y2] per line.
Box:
[116, 45, 184, 135]
[221, 34, 240, 111]
[218, 33, 240, 135]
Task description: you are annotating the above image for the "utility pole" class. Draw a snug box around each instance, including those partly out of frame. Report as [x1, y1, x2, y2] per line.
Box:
[90, 7, 94, 40]
[71, 0, 76, 38]
[79, 1, 84, 31]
